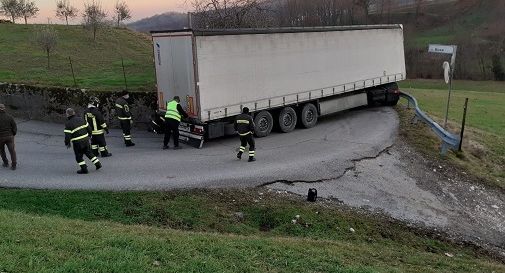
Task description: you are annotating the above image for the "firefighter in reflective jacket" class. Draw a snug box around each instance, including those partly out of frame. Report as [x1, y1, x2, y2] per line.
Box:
[115, 90, 135, 147]
[64, 108, 102, 174]
[163, 96, 188, 150]
[234, 107, 256, 162]
[84, 97, 112, 157]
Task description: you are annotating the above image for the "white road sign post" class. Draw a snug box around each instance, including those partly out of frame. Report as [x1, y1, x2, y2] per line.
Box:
[429, 44, 457, 129]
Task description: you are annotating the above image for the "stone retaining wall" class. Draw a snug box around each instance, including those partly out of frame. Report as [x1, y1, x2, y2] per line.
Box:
[0, 83, 157, 128]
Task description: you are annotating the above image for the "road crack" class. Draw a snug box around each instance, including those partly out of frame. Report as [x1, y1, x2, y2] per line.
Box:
[258, 143, 395, 187]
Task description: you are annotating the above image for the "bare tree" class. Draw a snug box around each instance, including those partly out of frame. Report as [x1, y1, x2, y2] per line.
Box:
[36, 26, 58, 69]
[0, 0, 21, 23]
[114, 0, 131, 27]
[83, 0, 108, 41]
[18, 0, 38, 24]
[56, 0, 79, 25]
[191, 0, 275, 29]
[355, 0, 375, 24]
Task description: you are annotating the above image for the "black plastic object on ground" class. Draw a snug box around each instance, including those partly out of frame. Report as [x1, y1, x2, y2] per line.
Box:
[307, 188, 317, 202]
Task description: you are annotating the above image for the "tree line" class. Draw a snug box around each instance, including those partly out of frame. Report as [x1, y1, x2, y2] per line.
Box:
[0, 0, 132, 28]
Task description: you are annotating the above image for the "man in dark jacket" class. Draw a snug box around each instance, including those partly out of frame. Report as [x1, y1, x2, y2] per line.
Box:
[65, 108, 102, 174]
[163, 96, 188, 150]
[0, 104, 17, 170]
[115, 90, 135, 147]
[234, 107, 256, 162]
[84, 97, 112, 157]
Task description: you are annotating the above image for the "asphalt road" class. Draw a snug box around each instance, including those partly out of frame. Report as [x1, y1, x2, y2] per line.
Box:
[0, 107, 398, 190]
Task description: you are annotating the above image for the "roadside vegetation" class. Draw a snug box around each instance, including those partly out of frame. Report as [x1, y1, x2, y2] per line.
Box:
[398, 79, 505, 190]
[0, 24, 154, 91]
[0, 188, 504, 272]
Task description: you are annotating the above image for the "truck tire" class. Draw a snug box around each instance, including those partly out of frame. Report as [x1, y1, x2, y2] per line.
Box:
[300, 103, 318, 129]
[278, 107, 297, 133]
[254, 110, 273, 137]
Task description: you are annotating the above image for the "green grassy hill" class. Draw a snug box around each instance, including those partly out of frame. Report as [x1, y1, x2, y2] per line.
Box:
[0, 24, 155, 92]
[0, 189, 503, 273]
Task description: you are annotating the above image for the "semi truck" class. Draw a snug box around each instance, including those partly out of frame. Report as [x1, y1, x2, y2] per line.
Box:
[151, 25, 406, 148]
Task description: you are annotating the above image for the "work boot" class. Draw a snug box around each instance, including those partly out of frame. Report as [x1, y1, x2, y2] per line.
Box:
[126, 140, 136, 147]
[163, 145, 170, 150]
[11, 163, 16, 170]
[101, 151, 112, 157]
[77, 165, 89, 174]
[237, 152, 242, 160]
[248, 157, 256, 162]
[95, 161, 102, 171]
[2, 161, 8, 168]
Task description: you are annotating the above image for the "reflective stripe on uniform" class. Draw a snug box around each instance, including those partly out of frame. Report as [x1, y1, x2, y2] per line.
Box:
[239, 146, 246, 152]
[239, 132, 252, 136]
[249, 151, 256, 156]
[91, 145, 99, 149]
[64, 124, 88, 134]
[237, 120, 250, 124]
[101, 123, 107, 128]
[78, 161, 86, 166]
[71, 133, 89, 142]
[92, 130, 104, 135]
[115, 104, 124, 108]
[99, 147, 106, 152]
[91, 157, 99, 164]
[118, 117, 131, 120]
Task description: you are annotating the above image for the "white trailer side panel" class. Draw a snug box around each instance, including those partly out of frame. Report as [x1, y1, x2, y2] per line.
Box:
[153, 33, 198, 116]
[196, 27, 405, 121]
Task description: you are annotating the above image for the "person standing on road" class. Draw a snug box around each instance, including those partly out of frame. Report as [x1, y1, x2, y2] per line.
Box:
[163, 96, 188, 150]
[115, 90, 135, 147]
[84, 97, 112, 157]
[234, 107, 256, 162]
[64, 108, 102, 174]
[0, 103, 17, 170]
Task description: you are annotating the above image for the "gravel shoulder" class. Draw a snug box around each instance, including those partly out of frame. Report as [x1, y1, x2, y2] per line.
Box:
[268, 137, 505, 257]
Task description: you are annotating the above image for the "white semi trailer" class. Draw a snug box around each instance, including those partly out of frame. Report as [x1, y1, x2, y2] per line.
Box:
[151, 25, 406, 148]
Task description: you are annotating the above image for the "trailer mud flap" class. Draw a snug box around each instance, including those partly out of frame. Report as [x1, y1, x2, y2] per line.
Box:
[178, 122, 205, 149]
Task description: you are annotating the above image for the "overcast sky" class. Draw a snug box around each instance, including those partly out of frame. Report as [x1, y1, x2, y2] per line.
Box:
[28, 0, 189, 24]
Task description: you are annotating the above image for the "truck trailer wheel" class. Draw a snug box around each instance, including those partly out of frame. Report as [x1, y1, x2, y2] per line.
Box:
[254, 110, 273, 137]
[300, 103, 318, 128]
[278, 107, 297, 133]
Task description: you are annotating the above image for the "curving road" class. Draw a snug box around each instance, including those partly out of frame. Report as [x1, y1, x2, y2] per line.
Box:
[0, 107, 398, 190]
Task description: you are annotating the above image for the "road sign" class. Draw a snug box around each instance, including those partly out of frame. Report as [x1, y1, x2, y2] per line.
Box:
[428, 44, 456, 54]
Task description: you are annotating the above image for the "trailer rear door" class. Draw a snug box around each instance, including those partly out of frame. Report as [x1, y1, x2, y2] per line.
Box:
[152, 32, 198, 117]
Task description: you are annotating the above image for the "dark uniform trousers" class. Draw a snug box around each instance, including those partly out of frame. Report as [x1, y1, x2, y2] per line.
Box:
[239, 134, 256, 158]
[120, 120, 132, 144]
[164, 119, 180, 147]
[91, 134, 108, 156]
[73, 140, 99, 167]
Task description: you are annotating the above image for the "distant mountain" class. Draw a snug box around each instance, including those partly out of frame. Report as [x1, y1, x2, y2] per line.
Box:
[128, 12, 189, 33]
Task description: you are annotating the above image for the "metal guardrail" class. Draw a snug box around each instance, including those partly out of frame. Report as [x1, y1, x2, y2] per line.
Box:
[400, 91, 461, 155]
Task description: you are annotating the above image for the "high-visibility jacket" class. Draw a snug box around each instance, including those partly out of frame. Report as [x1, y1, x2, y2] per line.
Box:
[115, 97, 131, 121]
[165, 100, 182, 122]
[84, 106, 108, 135]
[64, 115, 91, 146]
[234, 113, 255, 136]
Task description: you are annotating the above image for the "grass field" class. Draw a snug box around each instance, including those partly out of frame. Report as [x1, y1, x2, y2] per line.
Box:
[398, 79, 505, 189]
[0, 189, 503, 273]
[0, 24, 155, 91]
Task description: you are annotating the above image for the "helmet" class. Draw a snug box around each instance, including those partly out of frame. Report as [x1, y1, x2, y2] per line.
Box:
[89, 96, 100, 107]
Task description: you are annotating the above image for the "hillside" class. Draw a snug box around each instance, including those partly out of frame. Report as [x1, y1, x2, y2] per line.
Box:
[0, 24, 155, 92]
[1, 188, 504, 272]
[128, 12, 188, 33]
